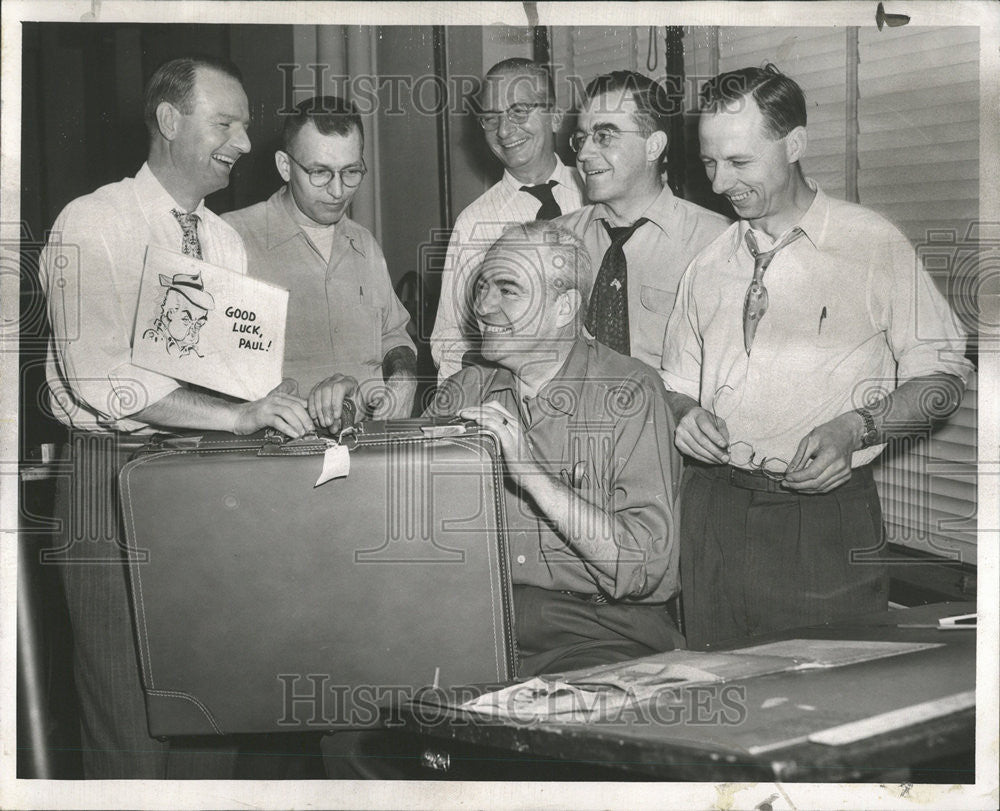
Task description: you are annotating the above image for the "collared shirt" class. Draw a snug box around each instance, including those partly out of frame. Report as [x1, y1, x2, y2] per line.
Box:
[424, 337, 681, 603]
[39, 162, 248, 433]
[223, 186, 414, 398]
[661, 181, 973, 468]
[430, 156, 585, 381]
[555, 184, 731, 370]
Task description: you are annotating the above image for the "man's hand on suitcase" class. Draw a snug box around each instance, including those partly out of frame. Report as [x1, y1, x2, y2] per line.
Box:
[459, 402, 536, 480]
[234, 378, 313, 438]
[308, 373, 360, 431]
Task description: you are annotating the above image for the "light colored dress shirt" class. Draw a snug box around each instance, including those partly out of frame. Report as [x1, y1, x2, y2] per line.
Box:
[40, 162, 248, 433]
[555, 184, 731, 371]
[223, 186, 414, 398]
[431, 156, 585, 381]
[661, 181, 973, 468]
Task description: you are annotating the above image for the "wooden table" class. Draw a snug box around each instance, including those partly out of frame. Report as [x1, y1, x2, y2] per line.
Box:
[394, 602, 976, 782]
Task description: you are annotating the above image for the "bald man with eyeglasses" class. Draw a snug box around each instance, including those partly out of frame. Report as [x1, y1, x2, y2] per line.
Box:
[555, 70, 730, 370]
[225, 95, 416, 429]
[431, 58, 586, 382]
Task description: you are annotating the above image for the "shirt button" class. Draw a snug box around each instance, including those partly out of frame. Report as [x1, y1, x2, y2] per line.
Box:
[516, 555, 526, 565]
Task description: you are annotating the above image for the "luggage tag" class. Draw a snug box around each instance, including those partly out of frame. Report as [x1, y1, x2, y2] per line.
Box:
[315, 443, 350, 487]
[314, 401, 358, 486]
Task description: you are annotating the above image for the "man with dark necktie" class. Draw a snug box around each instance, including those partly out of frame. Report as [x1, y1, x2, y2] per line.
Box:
[556, 70, 730, 368]
[431, 58, 586, 382]
[39, 55, 313, 778]
[661, 64, 972, 648]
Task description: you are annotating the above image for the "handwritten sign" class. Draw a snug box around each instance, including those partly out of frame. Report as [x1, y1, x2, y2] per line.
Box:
[131, 245, 288, 401]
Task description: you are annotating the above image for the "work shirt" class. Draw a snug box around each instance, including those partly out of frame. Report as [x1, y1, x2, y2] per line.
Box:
[425, 337, 682, 603]
[224, 186, 414, 397]
[39, 162, 248, 433]
[661, 181, 973, 468]
[431, 157, 585, 381]
[555, 184, 730, 369]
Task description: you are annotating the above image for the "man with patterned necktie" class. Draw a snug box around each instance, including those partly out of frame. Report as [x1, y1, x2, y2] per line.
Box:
[431, 58, 586, 382]
[39, 55, 314, 779]
[555, 70, 730, 369]
[660, 64, 972, 648]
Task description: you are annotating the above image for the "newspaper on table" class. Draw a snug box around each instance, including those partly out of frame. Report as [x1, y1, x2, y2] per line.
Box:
[461, 641, 942, 724]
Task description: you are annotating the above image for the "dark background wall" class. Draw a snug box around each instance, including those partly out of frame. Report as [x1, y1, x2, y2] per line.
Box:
[19, 22, 503, 451]
[20, 23, 298, 454]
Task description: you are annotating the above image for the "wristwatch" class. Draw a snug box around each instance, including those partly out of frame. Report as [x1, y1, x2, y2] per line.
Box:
[854, 408, 879, 448]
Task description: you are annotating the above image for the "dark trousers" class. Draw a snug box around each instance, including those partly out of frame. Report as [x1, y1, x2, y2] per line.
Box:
[53, 433, 237, 778]
[679, 463, 889, 649]
[513, 585, 685, 677]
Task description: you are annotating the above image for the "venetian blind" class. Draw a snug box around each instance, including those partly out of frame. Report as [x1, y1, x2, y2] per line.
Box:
[858, 26, 980, 565]
[717, 27, 848, 200]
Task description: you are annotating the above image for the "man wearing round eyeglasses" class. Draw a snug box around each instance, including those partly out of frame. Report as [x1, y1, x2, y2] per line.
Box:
[225, 96, 416, 429]
[555, 70, 730, 371]
[430, 58, 585, 382]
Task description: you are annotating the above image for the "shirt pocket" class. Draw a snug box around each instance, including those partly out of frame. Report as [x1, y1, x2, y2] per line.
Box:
[639, 284, 675, 314]
[334, 302, 381, 366]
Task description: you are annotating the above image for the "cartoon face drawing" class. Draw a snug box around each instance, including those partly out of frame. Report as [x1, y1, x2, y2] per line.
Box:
[143, 271, 215, 357]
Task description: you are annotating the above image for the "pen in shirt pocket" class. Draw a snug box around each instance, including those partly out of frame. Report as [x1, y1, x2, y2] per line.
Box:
[818, 305, 828, 335]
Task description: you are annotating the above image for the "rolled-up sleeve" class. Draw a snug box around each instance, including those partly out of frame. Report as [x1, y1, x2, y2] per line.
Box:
[431, 215, 487, 381]
[586, 374, 682, 602]
[370, 242, 415, 360]
[41, 200, 179, 428]
[872, 230, 973, 383]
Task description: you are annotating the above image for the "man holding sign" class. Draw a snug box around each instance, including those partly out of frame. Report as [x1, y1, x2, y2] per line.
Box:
[224, 96, 417, 430]
[39, 56, 312, 778]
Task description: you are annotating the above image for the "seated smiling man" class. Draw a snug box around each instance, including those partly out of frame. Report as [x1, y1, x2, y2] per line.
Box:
[425, 220, 685, 677]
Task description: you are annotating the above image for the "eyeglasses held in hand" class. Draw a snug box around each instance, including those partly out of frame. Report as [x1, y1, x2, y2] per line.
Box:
[710, 384, 789, 480]
[569, 127, 647, 153]
[727, 441, 789, 480]
[477, 103, 545, 131]
[285, 152, 367, 188]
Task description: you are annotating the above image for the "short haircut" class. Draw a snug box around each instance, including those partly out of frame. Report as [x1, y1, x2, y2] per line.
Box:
[581, 70, 671, 137]
[492, 220, 593, 303]
[282, 96, 363, 153]
[143, 55, 244, 137]
[481, 57, 555, 107]
[699, 63, 806, 138]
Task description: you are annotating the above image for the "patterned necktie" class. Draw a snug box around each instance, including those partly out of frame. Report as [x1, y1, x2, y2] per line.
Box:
[585, 218, 649, 355]
[520, 180, 562, 220]
[171, 209, 204, 260]
[742, 226, 804, 354]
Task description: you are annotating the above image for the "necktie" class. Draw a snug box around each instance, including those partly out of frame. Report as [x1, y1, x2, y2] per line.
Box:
[520, 180, 562, 220]
[171, 209, 204, 260]
[585, 218, 649, 355]
[742, 227, 804, 354]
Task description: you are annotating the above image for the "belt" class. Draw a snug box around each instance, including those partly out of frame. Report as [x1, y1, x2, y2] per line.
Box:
[560, 590, 609, 604]
[722, 465, 788, 493]
[691, 461, 873, 493]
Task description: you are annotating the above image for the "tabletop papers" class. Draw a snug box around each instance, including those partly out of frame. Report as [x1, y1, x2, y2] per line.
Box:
[460, 641, 942, 723]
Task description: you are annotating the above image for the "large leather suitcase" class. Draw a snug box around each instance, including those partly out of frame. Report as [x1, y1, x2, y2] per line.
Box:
[118, 420, 515, 736]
